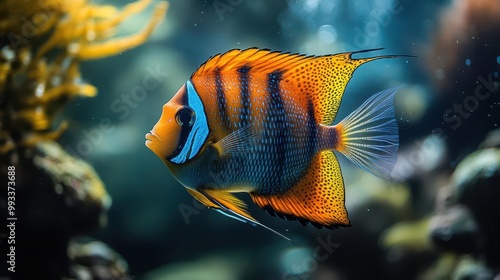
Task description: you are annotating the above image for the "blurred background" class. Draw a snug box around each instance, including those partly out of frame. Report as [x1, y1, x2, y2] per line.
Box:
[2, 0, 499, 279]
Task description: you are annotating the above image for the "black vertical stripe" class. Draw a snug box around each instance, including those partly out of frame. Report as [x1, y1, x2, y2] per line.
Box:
[331, 122, 339, 149]
[306, 99, 317, 158]
[215, 68, 231, 130]
[267, 70, 287, 188]
[238, 65, 251, 127]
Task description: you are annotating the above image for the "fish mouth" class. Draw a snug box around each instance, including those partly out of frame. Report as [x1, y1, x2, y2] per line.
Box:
[145, 130, 161, 144]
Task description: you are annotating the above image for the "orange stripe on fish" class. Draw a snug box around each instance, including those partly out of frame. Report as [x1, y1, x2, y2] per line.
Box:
[146, 47, 410, 241]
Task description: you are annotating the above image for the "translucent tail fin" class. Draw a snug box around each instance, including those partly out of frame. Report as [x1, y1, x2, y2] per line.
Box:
[336, 87, 400, 179]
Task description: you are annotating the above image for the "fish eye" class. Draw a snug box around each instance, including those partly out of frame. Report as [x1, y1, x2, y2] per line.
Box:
[175, 107, 195, 127]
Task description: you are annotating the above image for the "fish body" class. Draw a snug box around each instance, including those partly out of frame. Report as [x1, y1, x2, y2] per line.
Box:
[173, 78, 319, 194]
[146, 48, 401, 235]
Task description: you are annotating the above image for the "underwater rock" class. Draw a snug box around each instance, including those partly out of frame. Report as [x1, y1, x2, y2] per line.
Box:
[379, 139, 497, 278]
[33, 141, 111, 232]
[452, 256, 495, 280]
[429, 205, 478, 254]
[0, 141, 111, 279]
[479, 129, 500, 149]
[69, 239, 129, 280]
[419, 253, 459, 280]
[345, 170, 411, 227]
[381, 218, 431, 252]
[379, 217, 439, 279]
[422, 145, 500, 278]
[317, 169, 431, 279]
[428, 182, 478, 254]
[451, 148, 500, 268]
[142, 252, 247, 280]
[453, 148, 500, 206]
[421, 141, 500, 279]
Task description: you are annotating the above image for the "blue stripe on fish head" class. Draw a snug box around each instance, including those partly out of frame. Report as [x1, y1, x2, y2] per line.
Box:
[168, 80, 209, 164]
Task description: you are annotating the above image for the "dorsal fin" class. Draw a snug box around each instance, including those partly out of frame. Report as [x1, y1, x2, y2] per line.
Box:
[191, 48, 407, 124]
[191, 48, 310, 78]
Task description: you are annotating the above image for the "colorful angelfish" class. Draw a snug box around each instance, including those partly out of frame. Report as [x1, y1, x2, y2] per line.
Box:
[146, 48, 403, 240]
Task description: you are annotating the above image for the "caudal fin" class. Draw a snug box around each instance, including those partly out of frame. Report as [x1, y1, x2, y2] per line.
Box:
[335, 87, 400, 179]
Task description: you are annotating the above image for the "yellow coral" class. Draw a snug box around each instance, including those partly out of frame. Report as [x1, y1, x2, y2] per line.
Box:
[0, 0, 168, 155]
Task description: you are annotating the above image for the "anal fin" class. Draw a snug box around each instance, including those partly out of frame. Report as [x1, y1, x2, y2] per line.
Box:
[250, 150, 350, 228]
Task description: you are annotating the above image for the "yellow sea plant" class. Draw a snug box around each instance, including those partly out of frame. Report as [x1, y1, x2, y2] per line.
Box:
[0, 0, 168, 155]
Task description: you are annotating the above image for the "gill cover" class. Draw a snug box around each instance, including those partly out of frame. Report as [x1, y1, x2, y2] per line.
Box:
[168, 81, 209, 164]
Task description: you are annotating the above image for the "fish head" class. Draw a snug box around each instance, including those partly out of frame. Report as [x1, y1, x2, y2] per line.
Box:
[146, 81, 209, 165]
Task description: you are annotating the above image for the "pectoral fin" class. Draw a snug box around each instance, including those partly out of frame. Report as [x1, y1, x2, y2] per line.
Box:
[186, 188, 292, 242]
[211, 123, 261, 157]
